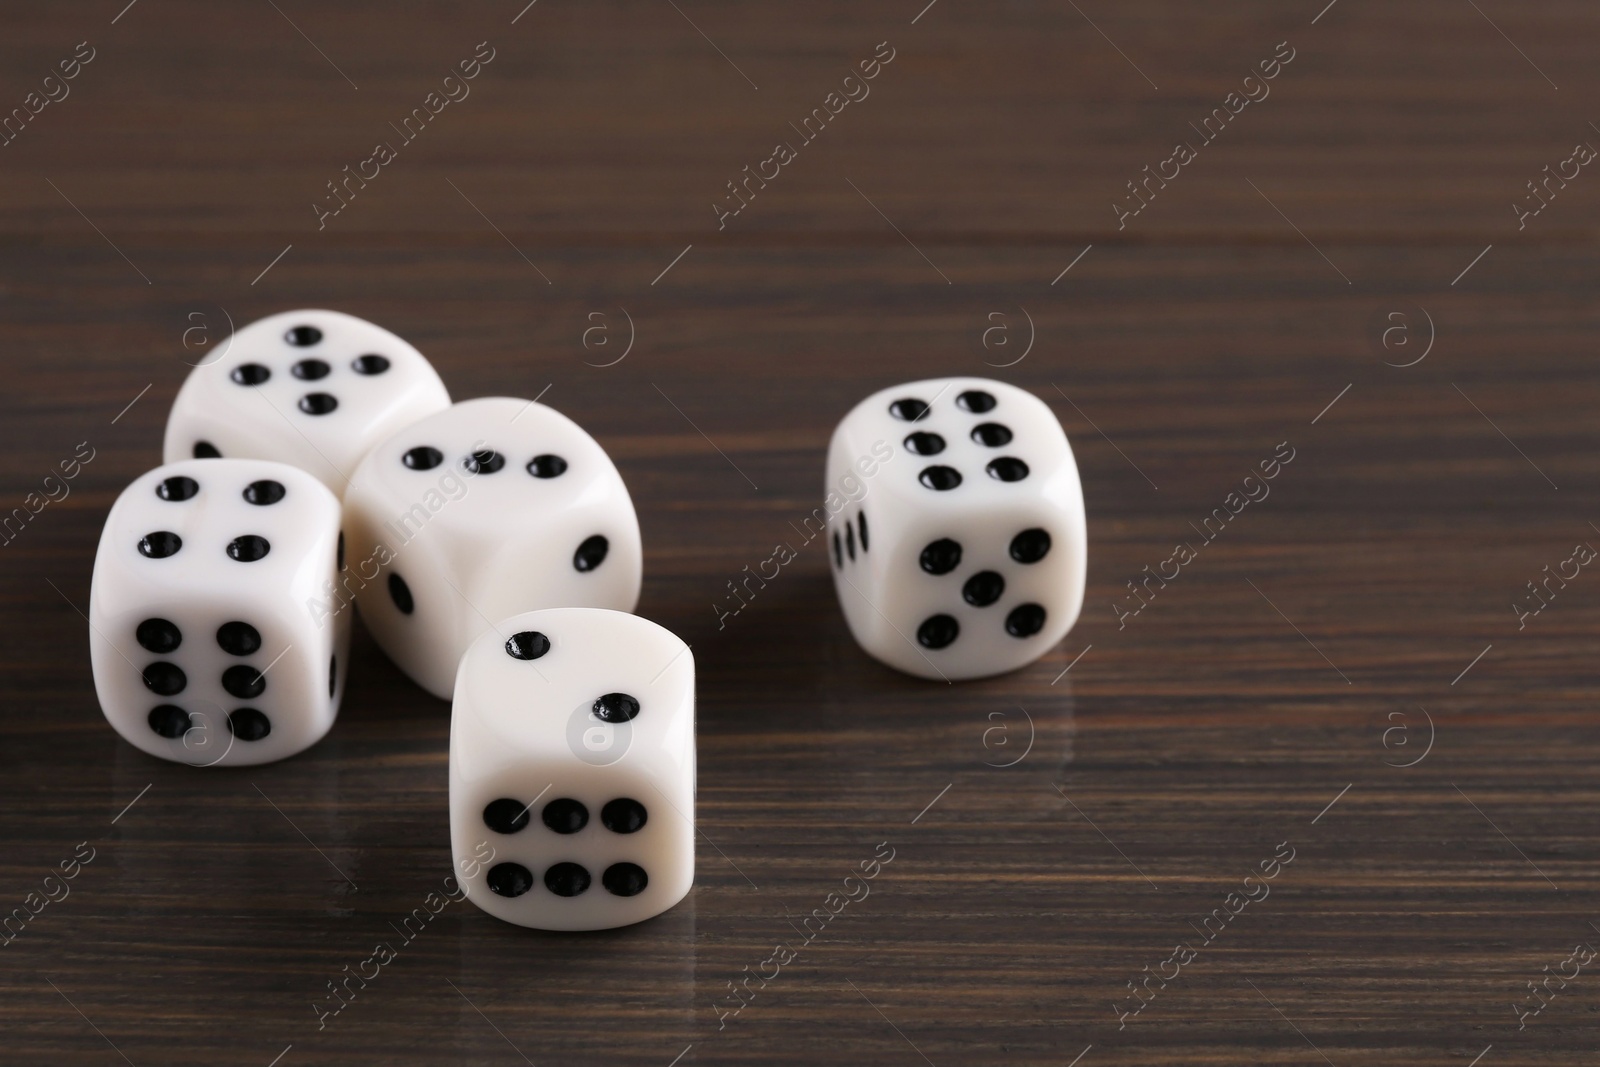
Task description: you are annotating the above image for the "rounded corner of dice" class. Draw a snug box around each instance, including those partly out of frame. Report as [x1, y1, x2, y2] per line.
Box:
[823, 377, 1087, 681]
[448, 608, 696, 931]
[88, 457, 349, 767]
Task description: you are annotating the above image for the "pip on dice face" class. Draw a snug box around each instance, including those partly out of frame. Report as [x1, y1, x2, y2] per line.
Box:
[162, 309, 450, 498]
[343, 397, 643, 699]
[826, 377, 1087, 680]
[450, 608, 695, 931]
[88, 459, 349, 766]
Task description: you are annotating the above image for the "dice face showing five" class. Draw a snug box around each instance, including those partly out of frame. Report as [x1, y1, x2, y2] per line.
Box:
[450, 608, 695, 931]
[826, 377, 1087, 680]
[89, 459, 349, 766]
[343, 397, 644, 699]
[162, 309, 450, 498]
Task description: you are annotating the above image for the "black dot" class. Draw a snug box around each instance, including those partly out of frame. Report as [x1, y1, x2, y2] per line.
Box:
[963, 570, 1006, 607]
[904, 431, 945, 456]
[139, 531, 182, 558]
[402, 446, 442, 471]
[957, 389, 997, 413]
[919, 538, 962, 575]
[222, 664, 266, 699]
[1010, 528, 1052, 563]
[337, 532, 345, 569]
[858, 512, 869, 552]
[573, 535, 609, 572]
[389, 573, 414, 614]
[593, 692, 639, 723]
[526, 454, 567, 478]
[542, 798, 589, 834]
[136, 618, 182, 653]
[544, 862, 591, 897]
[147, 704, 190, 739]
[919, 465, 962, 491]
[216, 621, 260, 656]
[602, 862, 649, 897]
[156, 476, 199, 502]
[227, 535, 270, 562]
[601, 798, 647, 834]
[142, 661, 186, 695]
[192, 441, 221, 459]
[352, 354, 390, 375]
[917, 614, 960, 649]
[483, 798, 531, 835]
[889, 397, 930, 421]
[228, 708, 271, 741]
[832, 531, 842, 569]
[986, 457, 1029, 482]
[230, 363, 270, 386]
[846, 520, 856, 561]
[463, 449, 504, 474]
[243, 480, 285, 506]
[291, 358, 330, 380]
[1006, 603, 1047, 637]
[329, 654, 336, 697]
[486, 862, 533, 897]
[971, 422, 1013, 447]
[505, 631, 551, 660]
[298, 393, 338, 416]
[285, 325, 322, 346]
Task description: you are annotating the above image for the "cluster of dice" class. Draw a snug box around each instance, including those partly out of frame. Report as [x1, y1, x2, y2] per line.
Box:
[87, 309, 1086, 930]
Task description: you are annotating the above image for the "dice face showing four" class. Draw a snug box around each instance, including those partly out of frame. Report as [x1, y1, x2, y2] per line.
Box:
[162, 309, 450, 498]
[89, 459, 349, 767]
[450, 608, 695, 931]
[343, 397, 644, 699]
[826, 377, 1087, 680]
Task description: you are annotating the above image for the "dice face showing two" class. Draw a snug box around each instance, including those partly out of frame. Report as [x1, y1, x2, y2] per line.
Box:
[450, 608, 695, 931]
[826, 378, 1087, 680]
[89, 459, 349, 767]
[343, 397, 644, 699]
[163, 309, 450, 498]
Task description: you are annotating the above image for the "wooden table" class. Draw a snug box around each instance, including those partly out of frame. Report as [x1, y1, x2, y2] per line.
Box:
[2, 1, 1597, 1063]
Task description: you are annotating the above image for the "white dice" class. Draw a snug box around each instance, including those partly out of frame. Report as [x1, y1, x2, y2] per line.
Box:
[450, 608, 695, 931]
[89, 459, 349, 766]
[342, 397, 644, 699]
[826, 377, 1087, 680]
[163, 309, 450, 498]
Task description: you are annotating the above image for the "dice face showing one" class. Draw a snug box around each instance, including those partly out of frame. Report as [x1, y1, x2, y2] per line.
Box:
[89, 459, 349, 766]
[343, 397, 643, 699]
[826, 377, 1087, 680]
[162, 309, 450, 498]
[450, 608, 695, 931]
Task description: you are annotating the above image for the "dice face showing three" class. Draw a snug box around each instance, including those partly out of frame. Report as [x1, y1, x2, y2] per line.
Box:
[162, 309, 451, 498]
[343, 397, 644, 699]
[450, 608, 695, 931]
[89, 459, 349, 767]
[826, 377, 1087, 680]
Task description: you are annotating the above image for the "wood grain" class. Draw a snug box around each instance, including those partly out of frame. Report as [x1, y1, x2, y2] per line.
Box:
[1, 2, 1599, 1064]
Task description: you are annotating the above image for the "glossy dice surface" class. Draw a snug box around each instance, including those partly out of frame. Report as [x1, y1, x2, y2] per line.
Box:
[450, 608, 695, 931]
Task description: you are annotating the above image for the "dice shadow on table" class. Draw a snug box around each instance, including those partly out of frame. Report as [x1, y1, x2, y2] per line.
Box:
[446, 888, 698, 1055]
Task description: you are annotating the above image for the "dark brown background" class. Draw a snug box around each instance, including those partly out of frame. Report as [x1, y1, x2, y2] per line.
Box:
[2, 1, 1598, 1064]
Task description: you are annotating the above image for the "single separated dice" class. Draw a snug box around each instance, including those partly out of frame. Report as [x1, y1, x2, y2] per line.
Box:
[826, 377, 1086, 680]
[89, 459, 349, 766]
[450, 607, 695, 931]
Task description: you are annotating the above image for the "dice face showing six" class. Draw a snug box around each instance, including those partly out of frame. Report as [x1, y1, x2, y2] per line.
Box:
[450, 608, 695, 931]
[162, 309, 450, 498]
[343, 397, 644, 699]
[88, 459, 349, 767]
[826, 378, 1087, 680]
